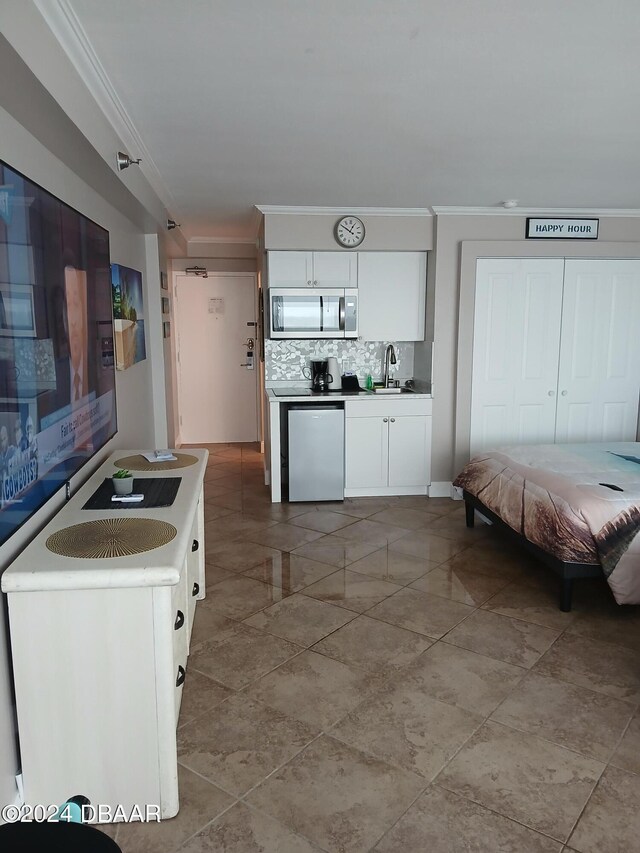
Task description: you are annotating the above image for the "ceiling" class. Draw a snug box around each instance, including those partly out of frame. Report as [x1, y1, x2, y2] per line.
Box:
[42, 0, 640, 241]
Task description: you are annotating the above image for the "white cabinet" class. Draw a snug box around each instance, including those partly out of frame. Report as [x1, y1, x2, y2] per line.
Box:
[345, 398, 432, 496]
[268, 251, 357, 288]
[1, 450, 208, 820]
[358, 252, 426, 341]
[470, 258, 640, 455]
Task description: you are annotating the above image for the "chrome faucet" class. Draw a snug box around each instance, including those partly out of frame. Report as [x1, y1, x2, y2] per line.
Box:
[383, 344, 397, 387]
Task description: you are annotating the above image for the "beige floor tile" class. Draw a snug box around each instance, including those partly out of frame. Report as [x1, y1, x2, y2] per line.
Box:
[388, 531, 469, 564]
[205, 491, 244, 511]
[292, 534, 382, 568]
[367, 587, 474, 639]
[443, 543, 538, 581]
[178, 694, 318, 796]
[328, 497, 396, 518]
[332, 518, 409, 547]
[302, 569, 403, 612]
[565, 598, 640, 653]
[244, 593, 356, 645]
[373, 785, 562, 852]
[610, 712, 640, 774]
[399, 641, 525, 716]
[189, 621, 301, 689]
[244, 649, 378, 730]
[204, 512, 276, 542]
[445, 608, 561, 668]
[204, 539, 282, 572]
[420, 513, 491, 542]
[115, 765, 234, 853]
[409, 563, 509, 605]
[178, 670, 234, 728]
[348, 547, 438, 584]
[491, 671, 634, 762]
[242, 499, 319, 521]
[331, 682, 482, 780]
[243, 552, 336, 592]
[288, 510, 360, 533]
[534, 633, 640, 703]
[211, 474, 244, 491]
[180, 802, 324, 852]
[189, 601, 237, 649]
[203, 501, 236, 520]
[482, 581, 578, 630]
[247, 735, 424, 853]
[203, 562, 236, 588]
[366, 507, 441, 530]
[248, 523, 325, 552]
[437, 721, 603, 842]
[206, 575, 290, 620]
[313, 614, 432, 675]
[568, 766, 640, 853]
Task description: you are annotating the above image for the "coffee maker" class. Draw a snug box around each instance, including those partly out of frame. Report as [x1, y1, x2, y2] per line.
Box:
[304, 359, 333, 392]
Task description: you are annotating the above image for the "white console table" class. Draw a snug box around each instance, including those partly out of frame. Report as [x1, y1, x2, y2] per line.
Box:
[1, 449, 208, 819]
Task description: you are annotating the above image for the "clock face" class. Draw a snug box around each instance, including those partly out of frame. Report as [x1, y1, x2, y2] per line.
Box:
[335, 216, 365, 248]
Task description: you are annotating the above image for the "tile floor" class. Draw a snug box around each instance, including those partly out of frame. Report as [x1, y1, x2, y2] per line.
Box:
[110, 443, 640, 853]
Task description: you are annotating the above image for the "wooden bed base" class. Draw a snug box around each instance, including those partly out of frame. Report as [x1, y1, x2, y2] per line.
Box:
[462, 490, 603, 612]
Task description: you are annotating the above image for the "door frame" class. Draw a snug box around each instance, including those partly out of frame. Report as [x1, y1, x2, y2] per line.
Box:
[173, 271, 259, 446]
[455, 241, 640, 474]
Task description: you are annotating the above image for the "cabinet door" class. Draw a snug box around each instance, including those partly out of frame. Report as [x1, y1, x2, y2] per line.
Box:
[470, 258, 564, 455]
[358, 252, 426, 341]
[312, 251, 357, 287]
[555, 259, 640, 442]
[388, 416, 431, 487]
[345, 416, 388, 489]
[268, 251, 312, 287]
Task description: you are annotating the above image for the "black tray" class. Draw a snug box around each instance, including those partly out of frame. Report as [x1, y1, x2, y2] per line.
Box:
[82, 477, 182, 510]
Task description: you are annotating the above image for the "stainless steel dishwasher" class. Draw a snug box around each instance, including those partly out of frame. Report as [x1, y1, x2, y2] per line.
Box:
[288, 405, 344, 501]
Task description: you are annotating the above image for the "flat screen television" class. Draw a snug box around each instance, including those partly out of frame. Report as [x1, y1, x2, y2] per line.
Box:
[0, 160, 117, 546]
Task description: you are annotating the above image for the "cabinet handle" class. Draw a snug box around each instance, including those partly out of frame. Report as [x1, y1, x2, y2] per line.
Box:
[548, 390, 555, 397]
[174, 609, 185, 631]
[192, 582, 200, 597]
[313, 280, 318, 286]
[191, 539, 199, 552]
[383, 417, 388, 423]
[561, 390, 568, 396]
[307, 280, 312, 287]
[390, 418, 396, 423]
[176, 665, 186, 688]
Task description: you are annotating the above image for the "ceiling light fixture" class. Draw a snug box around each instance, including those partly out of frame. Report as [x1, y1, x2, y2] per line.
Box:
[167, 219, 180, 230]
[185, 265, 208, 278]
[502, 199, 518, 209]
[116, 151, 142, 171]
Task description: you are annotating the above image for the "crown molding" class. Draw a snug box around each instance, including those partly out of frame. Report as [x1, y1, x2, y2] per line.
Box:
[255, 205, 432, 217]
[34, 0, 181, 218]
[188, 236, 257, 245]
[431, 205, 640, 217]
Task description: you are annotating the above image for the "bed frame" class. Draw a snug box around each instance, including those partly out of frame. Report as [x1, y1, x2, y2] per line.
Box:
[463, 489, 603, 612]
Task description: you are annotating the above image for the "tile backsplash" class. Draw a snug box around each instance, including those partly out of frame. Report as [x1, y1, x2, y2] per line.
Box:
[265, 340, 415, 383]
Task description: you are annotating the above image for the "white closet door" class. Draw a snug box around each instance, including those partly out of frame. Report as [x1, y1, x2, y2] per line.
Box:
[556, 259, 640, 442]
[470, 258, 565, 455]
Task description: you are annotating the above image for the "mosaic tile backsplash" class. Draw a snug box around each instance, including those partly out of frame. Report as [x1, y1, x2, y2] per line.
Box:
[265, 340, 415, 383]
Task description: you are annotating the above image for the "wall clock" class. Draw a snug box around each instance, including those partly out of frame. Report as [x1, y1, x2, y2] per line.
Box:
[334, 216, 365, 248]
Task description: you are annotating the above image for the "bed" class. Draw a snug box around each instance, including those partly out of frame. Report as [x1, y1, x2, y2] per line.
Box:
[453, 442, 640, 611]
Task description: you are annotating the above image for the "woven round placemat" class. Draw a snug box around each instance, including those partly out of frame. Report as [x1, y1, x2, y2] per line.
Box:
[113, 453, 198, 471]
[46, 518, 177, 558]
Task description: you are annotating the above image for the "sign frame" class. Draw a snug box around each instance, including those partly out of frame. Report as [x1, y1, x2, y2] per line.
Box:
[526, 218, 599, 240]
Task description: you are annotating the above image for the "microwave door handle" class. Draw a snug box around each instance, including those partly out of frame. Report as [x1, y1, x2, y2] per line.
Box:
[339, 296, 345, 331]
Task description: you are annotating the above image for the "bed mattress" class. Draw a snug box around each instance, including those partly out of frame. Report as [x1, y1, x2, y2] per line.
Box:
[454, 443, 640, 604]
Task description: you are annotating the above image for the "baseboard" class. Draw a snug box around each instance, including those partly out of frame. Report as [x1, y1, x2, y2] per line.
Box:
[344, 486, 428, 498]
[428, 481, 453, 498]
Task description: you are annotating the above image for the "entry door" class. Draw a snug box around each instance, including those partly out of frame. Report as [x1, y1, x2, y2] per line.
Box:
[555, 259, 640, 442]
[175, 274, 258, 443]
[470, 258, 565, 455]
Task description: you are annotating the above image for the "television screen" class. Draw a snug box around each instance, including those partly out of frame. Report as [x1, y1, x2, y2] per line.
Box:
[0, 161, 117, 546]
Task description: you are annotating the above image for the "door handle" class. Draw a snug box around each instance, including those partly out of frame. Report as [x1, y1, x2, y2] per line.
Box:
[339, 296, 346, 331]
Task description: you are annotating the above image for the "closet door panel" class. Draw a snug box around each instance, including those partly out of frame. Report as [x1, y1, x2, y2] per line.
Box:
[470, 258, 564, 455]
[556, 260, 640, 442]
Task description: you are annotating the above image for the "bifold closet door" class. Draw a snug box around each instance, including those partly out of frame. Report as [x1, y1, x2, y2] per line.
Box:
[555, 259, 640, 442]
[470, 258, 565, 455]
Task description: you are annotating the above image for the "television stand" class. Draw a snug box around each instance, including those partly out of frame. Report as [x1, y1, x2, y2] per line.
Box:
[1, 449, 208, 820]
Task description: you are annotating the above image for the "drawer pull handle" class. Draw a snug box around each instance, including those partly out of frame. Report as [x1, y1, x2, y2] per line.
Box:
[176, 665, 186, 687]
[382, 417, 388, 423]
[192, 582, 200, 597]
[174, 610, 185, 631]
[390, 418, 396, 423]
[192, 539, 199, 552]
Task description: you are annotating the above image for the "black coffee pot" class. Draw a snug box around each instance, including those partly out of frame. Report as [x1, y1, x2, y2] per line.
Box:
[303, 359, 334, 392]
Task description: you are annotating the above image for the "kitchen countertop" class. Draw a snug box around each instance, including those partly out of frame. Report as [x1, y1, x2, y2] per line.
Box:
[266, 386, 432, 402]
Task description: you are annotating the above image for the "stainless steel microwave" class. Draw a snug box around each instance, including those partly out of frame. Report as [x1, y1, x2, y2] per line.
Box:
[268, 288, 358, 339]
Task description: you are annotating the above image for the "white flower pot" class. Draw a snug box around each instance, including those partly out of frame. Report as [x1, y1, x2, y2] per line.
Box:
[112, 476, 134, 495]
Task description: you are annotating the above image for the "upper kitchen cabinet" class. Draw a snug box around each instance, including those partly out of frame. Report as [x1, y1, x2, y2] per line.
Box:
[268, 251, 357, 288]
[358, 252, 427, 341]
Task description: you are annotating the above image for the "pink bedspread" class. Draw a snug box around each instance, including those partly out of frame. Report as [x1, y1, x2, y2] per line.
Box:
[454, 443, 640, 604]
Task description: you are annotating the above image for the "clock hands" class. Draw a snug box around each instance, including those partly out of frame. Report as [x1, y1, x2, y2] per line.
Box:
[341, 223, 355, 235]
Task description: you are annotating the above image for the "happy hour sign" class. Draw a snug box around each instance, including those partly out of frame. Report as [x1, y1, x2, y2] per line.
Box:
[526, 218, 599, 239]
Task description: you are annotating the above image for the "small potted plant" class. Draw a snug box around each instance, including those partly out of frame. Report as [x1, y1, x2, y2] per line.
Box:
[112, 468, 134, 495]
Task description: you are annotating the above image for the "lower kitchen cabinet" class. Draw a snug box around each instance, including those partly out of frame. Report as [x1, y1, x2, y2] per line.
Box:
[345, 399, 432, 496]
